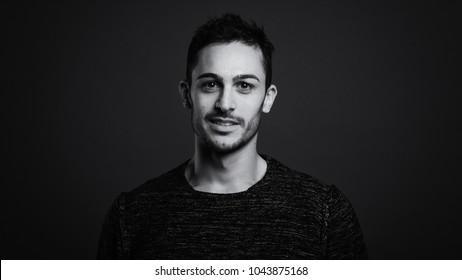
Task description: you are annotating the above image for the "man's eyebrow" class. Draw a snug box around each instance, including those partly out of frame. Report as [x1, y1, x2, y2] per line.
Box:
[233, 74, 260, 82]
[196, 73, 223, 81]
[197, 73, 260, 83]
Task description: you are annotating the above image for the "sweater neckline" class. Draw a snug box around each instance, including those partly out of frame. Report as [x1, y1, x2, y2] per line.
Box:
[179, 154, 273, 197]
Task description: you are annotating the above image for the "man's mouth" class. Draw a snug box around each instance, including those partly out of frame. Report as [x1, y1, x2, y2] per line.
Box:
[209, 117, 240, 126]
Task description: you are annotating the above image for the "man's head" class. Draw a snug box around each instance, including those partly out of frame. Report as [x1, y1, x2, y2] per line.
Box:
[186, 14, 275, 90]
[179, 14, 277, 154]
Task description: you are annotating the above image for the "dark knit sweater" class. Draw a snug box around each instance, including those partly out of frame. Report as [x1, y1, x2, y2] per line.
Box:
[98, 155, 367, 259]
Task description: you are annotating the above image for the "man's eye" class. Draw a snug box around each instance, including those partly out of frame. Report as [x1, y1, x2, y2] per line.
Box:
[201, 81, 219, 92]
[237, 82, 254, 92]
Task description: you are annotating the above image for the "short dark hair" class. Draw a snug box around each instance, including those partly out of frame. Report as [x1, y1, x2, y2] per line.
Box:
[186, 13, 275, 89]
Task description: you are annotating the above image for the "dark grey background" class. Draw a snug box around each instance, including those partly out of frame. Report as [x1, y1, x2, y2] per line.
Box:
[3, 0, 461, 259]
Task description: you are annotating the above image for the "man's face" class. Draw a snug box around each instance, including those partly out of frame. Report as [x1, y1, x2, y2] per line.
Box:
[184, 41, 276, 153]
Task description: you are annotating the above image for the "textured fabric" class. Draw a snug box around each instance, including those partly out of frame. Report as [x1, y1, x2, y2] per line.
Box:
[98, 155, 367, 259]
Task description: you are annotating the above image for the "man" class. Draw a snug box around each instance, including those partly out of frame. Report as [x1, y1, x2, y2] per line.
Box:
[98, 14, 367, 259]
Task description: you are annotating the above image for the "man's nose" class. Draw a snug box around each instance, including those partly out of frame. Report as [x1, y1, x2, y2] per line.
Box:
[215, 86, 236, 112]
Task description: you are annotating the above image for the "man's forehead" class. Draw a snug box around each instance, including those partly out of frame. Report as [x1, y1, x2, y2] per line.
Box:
[192, 41, 265, 78]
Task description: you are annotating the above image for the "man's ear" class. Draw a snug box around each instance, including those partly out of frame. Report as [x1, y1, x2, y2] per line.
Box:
[262, 85, 278, 113]
[178, 80, 192, 109]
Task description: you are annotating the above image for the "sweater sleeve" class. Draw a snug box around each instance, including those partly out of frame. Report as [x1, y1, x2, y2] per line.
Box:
[325, 185, 368, 259]
[97, 194, 125, 259]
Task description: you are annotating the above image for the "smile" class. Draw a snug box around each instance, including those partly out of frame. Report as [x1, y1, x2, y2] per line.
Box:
[208, 118, 240, 132]
[211, 121, 237, 126]
[209, 118, 240, 126]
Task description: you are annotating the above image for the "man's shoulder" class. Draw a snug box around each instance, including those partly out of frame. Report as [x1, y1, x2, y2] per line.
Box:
[264, 155, 337, 197]
[124, 160, 189, 198]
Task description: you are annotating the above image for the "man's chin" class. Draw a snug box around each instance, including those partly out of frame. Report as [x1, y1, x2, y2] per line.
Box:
[210, 143, 241, 154]
[200, 137, 245, 154]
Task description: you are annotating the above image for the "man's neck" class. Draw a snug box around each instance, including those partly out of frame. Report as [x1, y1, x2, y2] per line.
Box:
[185, 138, 267, 194]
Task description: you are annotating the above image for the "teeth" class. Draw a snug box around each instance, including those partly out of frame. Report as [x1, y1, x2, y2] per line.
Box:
[214, 122, 234, 126]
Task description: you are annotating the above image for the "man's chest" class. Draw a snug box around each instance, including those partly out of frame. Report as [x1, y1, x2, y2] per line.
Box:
[124, 196, 326, 259]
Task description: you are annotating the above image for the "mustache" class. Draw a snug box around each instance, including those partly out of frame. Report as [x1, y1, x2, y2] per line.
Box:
[205, 112, 244, 124]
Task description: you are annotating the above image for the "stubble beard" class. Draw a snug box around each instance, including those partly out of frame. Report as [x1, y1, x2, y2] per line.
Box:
[191, 110, 263, 154]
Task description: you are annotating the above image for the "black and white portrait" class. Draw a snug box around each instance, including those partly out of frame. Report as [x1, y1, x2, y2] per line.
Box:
[3, 0, 461, 260]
